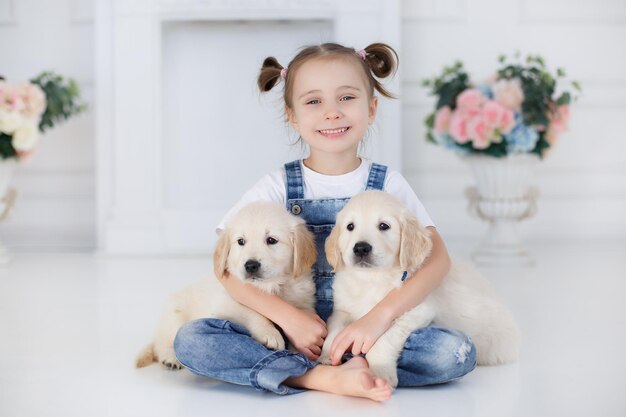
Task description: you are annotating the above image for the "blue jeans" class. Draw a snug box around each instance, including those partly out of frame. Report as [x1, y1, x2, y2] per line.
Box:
[174, 318, 476, 395]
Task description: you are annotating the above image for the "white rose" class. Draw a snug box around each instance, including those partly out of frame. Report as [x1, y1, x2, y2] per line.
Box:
[12, 122, 39, 152]
[493, 78, 525, 112]
[0, 109, 24, 134]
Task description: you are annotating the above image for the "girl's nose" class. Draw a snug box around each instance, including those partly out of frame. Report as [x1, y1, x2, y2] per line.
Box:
[324, 106, 342, 120]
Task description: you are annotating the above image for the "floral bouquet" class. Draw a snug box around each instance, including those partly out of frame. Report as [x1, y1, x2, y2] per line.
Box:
[0, 72, 86, 160]
[423, 54, 580, 158]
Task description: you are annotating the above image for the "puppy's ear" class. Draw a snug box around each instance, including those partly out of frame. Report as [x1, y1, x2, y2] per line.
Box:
[213, 231, 230, 280]
[291, 223, 317, 277]
[325, 224, 344, 272]
[400, 213, 433, 273]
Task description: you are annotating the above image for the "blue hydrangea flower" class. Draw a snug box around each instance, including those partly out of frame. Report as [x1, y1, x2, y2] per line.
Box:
[435, 133, 470, 155]
[504, 113, 539, 153]
[475, 84, 494, 99]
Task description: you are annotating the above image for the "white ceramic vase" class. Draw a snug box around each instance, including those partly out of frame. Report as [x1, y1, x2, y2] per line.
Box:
[464, 153, 540, 266]
[0, 158, 18, 265]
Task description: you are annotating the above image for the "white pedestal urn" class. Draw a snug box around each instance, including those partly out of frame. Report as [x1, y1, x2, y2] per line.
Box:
[0, 158, 18, 265]
[464, 154, 540, 266]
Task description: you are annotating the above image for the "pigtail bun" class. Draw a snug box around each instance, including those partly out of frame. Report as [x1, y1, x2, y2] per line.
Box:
[362, 43, 398, 98]
[258, 56, 284, 93]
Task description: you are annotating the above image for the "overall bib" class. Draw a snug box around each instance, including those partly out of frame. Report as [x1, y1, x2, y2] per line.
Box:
[174, 161, 476, 395]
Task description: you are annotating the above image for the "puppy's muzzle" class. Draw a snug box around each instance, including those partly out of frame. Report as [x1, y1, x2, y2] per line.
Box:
[244, 259, 262, 277]
[353, 241, 372, 258]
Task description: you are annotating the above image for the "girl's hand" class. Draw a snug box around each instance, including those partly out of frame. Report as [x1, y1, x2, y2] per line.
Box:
[329, 309, 394, 365]
[279, 308, 327, 361]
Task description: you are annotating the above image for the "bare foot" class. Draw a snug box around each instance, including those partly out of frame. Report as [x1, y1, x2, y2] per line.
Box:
[286, 356, 393, 402]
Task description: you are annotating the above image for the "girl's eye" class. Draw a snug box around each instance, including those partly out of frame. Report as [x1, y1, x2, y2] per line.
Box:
[347, 223, 354, 231]
[340, 96, 355, 101]
[237, 239, 246, 246]
[379, 223, 390, 231]
[306, 99, 321, 105]
[266, 237, 278, 245]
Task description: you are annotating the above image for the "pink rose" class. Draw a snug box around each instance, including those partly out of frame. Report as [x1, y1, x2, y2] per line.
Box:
[546, 104, 570, 145]
[467, 116, 493, 149]
[434, 106, 452, 133]
[498, 106, 515, 133]
[449, 112, 470, 144]
[557, 105, 570, 124]
[456, 89, 485, 116]
[18, 82, 47, 119]
[482, 100, 515, 135]
[483, 101, 504, 127]
[493, 78, 525, 111]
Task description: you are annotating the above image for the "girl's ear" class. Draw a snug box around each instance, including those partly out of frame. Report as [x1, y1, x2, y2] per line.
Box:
[368, 96, 378, 124]
[325, 224, 344, 272]
[286, 107, 299, 131]
[213, 231, 230, 280]
[399, 213, 433, 273]
[291, 223, 317, 277]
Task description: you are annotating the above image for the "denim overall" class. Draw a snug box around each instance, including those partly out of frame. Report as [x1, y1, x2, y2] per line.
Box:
[283, 159, 389, 322]
[174, 160, 476, 395]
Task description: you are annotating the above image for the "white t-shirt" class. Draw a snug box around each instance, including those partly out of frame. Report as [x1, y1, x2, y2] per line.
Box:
[216, 158, 435, 232]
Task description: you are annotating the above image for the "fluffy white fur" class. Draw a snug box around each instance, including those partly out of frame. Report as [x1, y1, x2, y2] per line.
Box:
[136, 201, 317, 370]
[319, 190, 520, 387]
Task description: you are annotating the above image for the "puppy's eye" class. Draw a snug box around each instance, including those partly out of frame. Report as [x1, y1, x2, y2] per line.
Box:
[266, 237, 278, 245]
[237, 239, 245, 246]
[379, 223, 390, 231]
[347, 223, 354, 231]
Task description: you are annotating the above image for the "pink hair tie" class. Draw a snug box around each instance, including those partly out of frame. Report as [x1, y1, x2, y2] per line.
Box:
[280, 68, 288, 79]
[356, 49, 367, 60]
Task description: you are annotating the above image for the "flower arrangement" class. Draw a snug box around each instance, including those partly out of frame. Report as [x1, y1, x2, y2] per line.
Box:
[423, 54, 581, 158]
[0, 71, 86, 160]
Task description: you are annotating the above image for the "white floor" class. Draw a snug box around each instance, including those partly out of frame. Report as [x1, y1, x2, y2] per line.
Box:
[1, 239, 625, 417]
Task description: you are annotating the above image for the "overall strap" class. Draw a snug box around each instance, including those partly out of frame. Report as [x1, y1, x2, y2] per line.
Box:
[284, 160, 304, 200]
[365, 162, 388, 191]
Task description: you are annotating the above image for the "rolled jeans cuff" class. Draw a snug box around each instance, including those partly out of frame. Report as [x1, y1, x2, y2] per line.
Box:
[250, 350, 317, 395]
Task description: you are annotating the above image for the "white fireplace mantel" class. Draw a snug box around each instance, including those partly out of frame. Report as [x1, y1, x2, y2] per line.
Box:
[95, 0, 401, 254]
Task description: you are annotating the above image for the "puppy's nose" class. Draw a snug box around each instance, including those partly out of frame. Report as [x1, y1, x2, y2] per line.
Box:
[353, 241, 372, 257]
[245, 260, 261, 274]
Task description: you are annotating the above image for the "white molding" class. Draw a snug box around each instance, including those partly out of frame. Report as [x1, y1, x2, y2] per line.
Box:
[0, 0, 15, 24]
[70, 0, 95, 24]
[11, 170, 94, 198]
[519, 0, 626, 24]
[96, 0, 401, 254]
[401, 0, 466, 22]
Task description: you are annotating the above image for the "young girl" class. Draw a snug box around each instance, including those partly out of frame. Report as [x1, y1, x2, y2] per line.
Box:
[174, 42, 476, 402]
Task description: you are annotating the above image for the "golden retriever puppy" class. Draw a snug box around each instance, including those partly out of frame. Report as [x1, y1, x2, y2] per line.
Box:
[320, 190, 520, 386]
[136, 201, 317, 369]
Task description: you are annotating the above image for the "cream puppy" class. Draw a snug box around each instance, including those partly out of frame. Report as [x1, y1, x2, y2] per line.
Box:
[319, 190, 520, 387]
[136, 201, 317, 369]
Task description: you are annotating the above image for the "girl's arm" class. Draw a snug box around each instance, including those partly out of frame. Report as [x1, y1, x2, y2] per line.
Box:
[329, 227, 450, 365]
[219, 272, 327, 360]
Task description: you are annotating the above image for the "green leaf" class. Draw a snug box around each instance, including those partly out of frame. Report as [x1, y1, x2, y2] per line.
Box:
[556, 92, 571, 105]
[424, 113, 435, 129]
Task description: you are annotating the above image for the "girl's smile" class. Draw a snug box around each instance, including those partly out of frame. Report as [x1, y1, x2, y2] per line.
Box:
[317, 126, 352, 138]
[286, 58, 378, 173]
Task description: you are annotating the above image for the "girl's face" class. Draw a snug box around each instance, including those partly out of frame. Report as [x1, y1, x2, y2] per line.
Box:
[287, 58, 378, 159]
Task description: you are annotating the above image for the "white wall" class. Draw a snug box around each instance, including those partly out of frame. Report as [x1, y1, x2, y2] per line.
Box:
[1, 0, 625, 252]
[0, 0, 95, 250]
[401, 0, 626, 240]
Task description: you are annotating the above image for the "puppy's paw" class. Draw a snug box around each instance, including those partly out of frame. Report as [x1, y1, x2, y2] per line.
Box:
[317, 352, 332, 365]
[252, 327, 285, 351]
[155, 346, 183, 370]
[159, 354, 183, 370]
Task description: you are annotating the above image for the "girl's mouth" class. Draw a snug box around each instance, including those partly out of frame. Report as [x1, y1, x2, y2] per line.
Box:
[317, 126, 351, 138]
